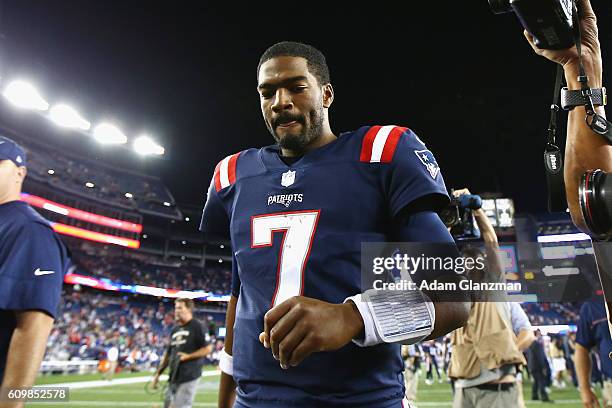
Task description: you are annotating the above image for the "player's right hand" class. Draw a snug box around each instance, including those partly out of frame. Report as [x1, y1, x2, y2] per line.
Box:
[260, 296, 364, 369]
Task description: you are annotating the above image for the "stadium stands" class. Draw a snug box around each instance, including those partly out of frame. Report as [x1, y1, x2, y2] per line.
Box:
[9, 131, 181, 219]
[45, 287, 225, 373]
[522, 302, 580, 326]
[67, 238, 232, 294]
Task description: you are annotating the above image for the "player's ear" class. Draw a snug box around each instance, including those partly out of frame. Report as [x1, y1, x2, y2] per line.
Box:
[322, 83, 334, 109]
[17, 166, 27, 183]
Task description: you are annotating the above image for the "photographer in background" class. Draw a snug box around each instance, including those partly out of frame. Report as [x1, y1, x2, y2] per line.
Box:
[523, 0, 610, 235]
[449, 188, 528, 408]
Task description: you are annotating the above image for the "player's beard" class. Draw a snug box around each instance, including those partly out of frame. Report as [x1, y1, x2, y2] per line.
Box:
[269, 105, 324, 155]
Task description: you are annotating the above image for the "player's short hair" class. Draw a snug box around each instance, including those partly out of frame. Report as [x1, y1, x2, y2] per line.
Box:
[175, 298, 194, 310]
[258, 41, 331, 86]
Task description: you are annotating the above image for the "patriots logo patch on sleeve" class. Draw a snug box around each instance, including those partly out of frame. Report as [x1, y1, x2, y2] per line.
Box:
[414, 149, 440, 179]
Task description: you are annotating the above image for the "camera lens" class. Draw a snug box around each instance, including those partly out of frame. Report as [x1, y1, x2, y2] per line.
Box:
[440, 206, 460, 228]
[579, 169, 612, 239]
[487, 0, 513, 15]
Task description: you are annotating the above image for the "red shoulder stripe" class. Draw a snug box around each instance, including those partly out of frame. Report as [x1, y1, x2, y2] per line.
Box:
[359, 125, 382, 162]
[213, 161, 222, 192]
[213, 151, 242, 192]
[380, 126, 407, 163]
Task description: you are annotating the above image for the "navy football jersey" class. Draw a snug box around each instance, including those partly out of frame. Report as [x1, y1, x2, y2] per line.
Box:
[0, 200, 70, 384]
[201, 125, 449, 407]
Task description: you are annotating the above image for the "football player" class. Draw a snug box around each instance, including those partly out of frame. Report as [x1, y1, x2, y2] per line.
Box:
[201, 42, 470, 408]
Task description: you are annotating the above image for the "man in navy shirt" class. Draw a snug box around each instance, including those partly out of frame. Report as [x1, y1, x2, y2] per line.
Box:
[0, 136, 70, 399]
[575, 298, 612, 408]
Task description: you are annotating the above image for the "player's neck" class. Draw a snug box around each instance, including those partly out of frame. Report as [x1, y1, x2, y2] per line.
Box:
[280, 127, 336, 157]
[0, 191, 20, 206]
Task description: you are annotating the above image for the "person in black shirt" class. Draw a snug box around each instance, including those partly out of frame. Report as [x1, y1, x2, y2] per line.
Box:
[153, 298, 212, 408]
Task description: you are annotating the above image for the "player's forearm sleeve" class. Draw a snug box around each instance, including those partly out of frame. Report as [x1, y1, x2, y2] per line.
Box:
[343, 211, 452, 347]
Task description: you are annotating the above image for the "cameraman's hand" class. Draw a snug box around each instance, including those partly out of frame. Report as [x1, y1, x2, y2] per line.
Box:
[452, 188, 472, 198]
[151, 373, 160, 390]
[454, 188, 498, 245]
[523, 0, 601, 83]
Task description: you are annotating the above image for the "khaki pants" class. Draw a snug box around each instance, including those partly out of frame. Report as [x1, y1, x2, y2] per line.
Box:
[516, 375, 525, 408]
[453, 384, 519, 408]
[103, 361, 118, 380]
[604, 380, 612, 408]
[404, 369, 419, 401]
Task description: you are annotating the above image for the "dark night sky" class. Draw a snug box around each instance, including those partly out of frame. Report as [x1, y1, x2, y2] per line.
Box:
[1, 1, 610, 214]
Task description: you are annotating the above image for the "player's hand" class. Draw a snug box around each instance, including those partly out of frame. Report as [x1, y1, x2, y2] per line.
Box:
[259, 296, 364, 369]
[580, 387, 601, 408]
[523, 0, 601, 71]
[177, 352, 190, 362]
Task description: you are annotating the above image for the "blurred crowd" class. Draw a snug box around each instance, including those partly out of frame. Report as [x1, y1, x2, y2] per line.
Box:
[44, 288, 225, 374]
[69, 240, 232, 294]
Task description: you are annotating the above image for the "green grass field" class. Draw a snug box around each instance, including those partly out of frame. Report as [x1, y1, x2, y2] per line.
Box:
[29, 369, 598, 407]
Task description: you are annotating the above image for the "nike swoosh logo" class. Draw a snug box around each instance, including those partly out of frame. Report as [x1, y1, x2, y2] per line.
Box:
[34, 268, 55, 276]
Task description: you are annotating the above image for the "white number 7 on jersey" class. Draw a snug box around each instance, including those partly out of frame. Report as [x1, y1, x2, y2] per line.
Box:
[251, 210, 320, 308]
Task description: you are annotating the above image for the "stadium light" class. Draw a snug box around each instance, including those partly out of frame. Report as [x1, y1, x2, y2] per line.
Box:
[49, 104, 91, 130]
[93, 123, 127, 144]
[2, 80, 49, 111]
[133, 135, 165, 156]
[85, 182, 95, 188]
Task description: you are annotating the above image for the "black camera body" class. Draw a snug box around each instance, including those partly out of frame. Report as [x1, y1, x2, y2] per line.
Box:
[440, 194, 483, 241]
[489, 0, 575, 50]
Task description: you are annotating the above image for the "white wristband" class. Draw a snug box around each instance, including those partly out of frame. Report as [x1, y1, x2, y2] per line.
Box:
[345, 294, 382, 347]
[219, 348, 233, 376]
[344, 289, 435, 347]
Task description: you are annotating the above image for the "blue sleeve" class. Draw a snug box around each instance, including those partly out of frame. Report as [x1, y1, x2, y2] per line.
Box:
[200, 178, 230, 240]
[385, 129, 449, 218]
[394, 211, 455, 244]
[394, 211, 460, 285]
[0, 222, 68, 318]
[231, 253, 241, 298]
[576, 302, 596, 349]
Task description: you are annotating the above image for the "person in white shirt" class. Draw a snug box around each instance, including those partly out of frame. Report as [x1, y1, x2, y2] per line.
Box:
[104, 343, 119, 381]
